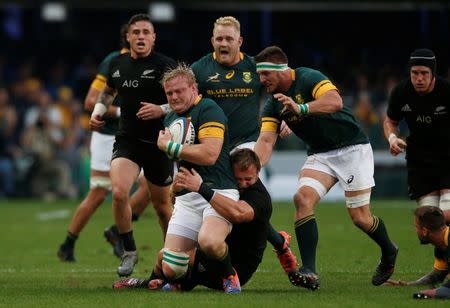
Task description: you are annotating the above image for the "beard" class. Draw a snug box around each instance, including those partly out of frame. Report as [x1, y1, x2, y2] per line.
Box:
[418, 236, 430, 245]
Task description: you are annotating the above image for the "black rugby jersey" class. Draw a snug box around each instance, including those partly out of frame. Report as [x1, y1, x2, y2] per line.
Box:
[387, 76, 450, 161]
[107, 51, 176, 143]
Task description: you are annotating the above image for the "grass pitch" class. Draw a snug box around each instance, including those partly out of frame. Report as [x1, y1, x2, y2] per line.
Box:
[0, 199, 447, 307]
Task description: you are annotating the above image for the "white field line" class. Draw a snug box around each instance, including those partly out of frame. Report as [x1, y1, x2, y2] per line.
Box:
[36, 209, 71, 221]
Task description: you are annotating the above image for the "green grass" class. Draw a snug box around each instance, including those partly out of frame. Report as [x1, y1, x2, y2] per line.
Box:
[0, 199, 447, 307]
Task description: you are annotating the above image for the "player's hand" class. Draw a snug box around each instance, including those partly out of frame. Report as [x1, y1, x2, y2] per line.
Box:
[388, 135, 407, 156]
[176, 167, 203, 193]
[279, 120, 292, 138]
[89, 114, 105, 131]
[413, 288, 438, 299]
[157, 128, 172, 152]
[274, 93, 299, 114]
[136, 102, 165, 120]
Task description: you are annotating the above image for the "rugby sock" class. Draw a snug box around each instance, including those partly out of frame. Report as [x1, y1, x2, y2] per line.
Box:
[120, 230, 137, 252]
[295, 215, 318, 273]
[365, 216, 396, 256]
[131, 214, 140, 222]
[208, 245, 235, 278]
[267, 224, 285, 252]
[63, 231, 78, 249]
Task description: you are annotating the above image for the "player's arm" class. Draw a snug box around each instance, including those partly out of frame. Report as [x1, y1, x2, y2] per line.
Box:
[157, 128, 223, 165]
[85, 76, 120, 118]
[274, 89, 342, 115]
[175, 167, 255, 223]
[383, 115, 406, 156]
[255, 131, 277, 166]
[89, 85, 116, 131]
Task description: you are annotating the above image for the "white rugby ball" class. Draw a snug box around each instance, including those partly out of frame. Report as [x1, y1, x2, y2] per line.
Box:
[168, 117, 195, 145]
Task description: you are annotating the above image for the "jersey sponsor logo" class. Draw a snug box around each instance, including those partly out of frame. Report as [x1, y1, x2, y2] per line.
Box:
[242, 72, 252, 83]
[141, 69, 155, 79]
[225, 70, 235, 79]
[416, 115, 431, 123]
[401, 104, 412, 112]
[112, 70, 120, 78]
[122, 80, 139, 88]
[347, 175, 354, 184]
[206, 72, 220, 82]
[295, 94, 304, 104]
[434, 106, 447, 115]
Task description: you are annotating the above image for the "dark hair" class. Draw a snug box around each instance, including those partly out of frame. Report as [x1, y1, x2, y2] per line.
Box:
[120, 24, 129, 49]
[128, 13, 153, 28]
[254, 46, 289, 64]
[414, 206, 446, 231]
[230, 148, 261, 173]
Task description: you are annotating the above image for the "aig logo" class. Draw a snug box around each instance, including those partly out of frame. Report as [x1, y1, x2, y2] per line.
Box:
[122, 80, 139, 88]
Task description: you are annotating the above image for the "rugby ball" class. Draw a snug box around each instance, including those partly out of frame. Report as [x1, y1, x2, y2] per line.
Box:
[168, 117, 195, 145]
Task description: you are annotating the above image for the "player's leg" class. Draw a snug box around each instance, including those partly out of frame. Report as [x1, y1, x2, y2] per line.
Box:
[290, 164, 336, 290]
[345, 189, 398, 285]
[439, 189, 450, 223]
[147, 182, 172, 237]
[110, 157, 140, 276]
[104, 173, 150, 258]
[58, 131, 114, 262]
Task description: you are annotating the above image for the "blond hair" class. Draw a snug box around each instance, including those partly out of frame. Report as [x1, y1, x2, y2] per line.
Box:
[161, 63, 197, 87]
[213, 16, 240, 35]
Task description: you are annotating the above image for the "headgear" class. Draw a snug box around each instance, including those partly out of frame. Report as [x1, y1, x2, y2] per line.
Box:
[408, 48, 436, 75]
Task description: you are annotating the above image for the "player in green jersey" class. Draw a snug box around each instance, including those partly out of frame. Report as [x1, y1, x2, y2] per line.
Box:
[156, 63, 241, 293]
[191, 16, 298, 281]
[254, 46, 398, 290]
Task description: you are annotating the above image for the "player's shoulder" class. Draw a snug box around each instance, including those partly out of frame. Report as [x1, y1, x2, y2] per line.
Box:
[152, 51, 177, 66]
[191, 53, 214, 70]
[434, 76, 450, 91]
[391, 78, 412, 95]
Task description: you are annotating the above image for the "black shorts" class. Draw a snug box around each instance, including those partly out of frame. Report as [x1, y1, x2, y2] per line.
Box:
[407, 160, 450, 200]
[112, 136, 173, 186]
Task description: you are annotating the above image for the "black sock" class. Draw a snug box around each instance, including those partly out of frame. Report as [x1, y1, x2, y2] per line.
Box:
[295, 215, 318, 273]
[132, 214, 140, 222]
[365, 216, 396, 257]
[208, 245, 235, 279]
[267, 224, 285, 252]
[109, 224, 119, 235]
[119, 230, 136, 251]
[63, 231, 78, 249]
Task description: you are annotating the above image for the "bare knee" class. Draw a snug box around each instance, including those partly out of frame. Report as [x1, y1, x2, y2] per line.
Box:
[349, 208, 373, 231]
[198, 234, 224, 258]
[111, 186, 128, 205]
[293, 190, 316, 213]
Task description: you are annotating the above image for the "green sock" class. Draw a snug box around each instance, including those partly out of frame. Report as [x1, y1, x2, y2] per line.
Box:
[365, 216, 396, 257]
[267, 224, 285, 252]
[295, 215, 318, 273]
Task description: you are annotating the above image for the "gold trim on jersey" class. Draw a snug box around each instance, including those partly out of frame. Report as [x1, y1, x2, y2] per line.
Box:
[120, 48, 130, 54]
[312, 80, 337, 99]
[434, 257, 448, 271]
[91, 74, 107, 91]
[444, 226, 449, 247]
[198, 122, 225, 139]
[212, 52, 244, 61]
[261, 117, 280, 132]
[194, 95, 202, 105]
[291, 69, 296, 81]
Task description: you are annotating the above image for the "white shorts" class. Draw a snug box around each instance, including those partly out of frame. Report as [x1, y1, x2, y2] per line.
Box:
[167, 189, 239, 241]
[90, 131, 115, 172]
[301, 143, 375, 192]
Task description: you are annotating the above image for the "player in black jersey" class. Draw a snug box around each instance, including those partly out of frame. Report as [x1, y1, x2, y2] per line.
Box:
[113, 148, 273, 292]
[384, 48, 450, 285]
[89, 14, 176, 277]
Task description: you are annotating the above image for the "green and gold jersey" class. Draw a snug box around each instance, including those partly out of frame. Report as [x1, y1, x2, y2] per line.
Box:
[191, 52, 263, 148]
[92, 48, 128, 135]
[164, 96, 237, 192]
[261, 68, 368, 155]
